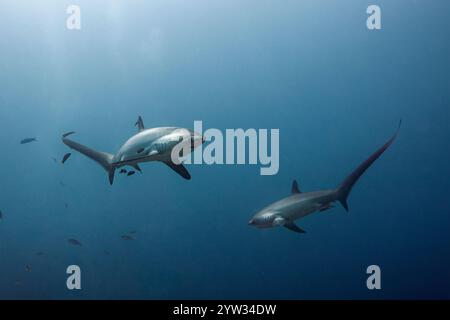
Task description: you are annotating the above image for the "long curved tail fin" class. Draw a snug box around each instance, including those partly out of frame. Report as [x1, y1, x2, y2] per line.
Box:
[62, 132, 116, 185]
[337, 121, 401, 211]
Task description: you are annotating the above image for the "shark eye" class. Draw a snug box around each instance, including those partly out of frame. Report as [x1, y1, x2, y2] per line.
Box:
[137, 148, 144, 154]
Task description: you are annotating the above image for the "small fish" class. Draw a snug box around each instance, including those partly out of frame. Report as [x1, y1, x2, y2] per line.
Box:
[104, 250, 110, 255]
[129, 230, 137, 234]
[36, 251, 44, 256]
[62, 153, 72, 164]
[0, 210, 3, 221]
[20, 137, 37, 144]
[60, 181, 66, 187]
[127, 171, 136, 176]
[121, 235, 134, 241]
[119, 169, 127, 174]
[68, 238, 82, 246]
[25, 265, 31, 272]
[64, 203, 68, 209]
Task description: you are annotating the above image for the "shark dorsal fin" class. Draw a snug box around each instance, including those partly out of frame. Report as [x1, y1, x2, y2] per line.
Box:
[135, 116, 145, 132]
[291, 180, 301, 194]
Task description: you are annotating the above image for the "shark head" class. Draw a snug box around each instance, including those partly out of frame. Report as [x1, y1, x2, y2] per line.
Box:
[248, 211, 285, 229]
[113, 127, 205, 164]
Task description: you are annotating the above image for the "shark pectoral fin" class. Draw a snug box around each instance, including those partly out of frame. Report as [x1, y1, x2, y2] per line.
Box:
[284, 221, 306, 233]
[163, 161, 191, 180]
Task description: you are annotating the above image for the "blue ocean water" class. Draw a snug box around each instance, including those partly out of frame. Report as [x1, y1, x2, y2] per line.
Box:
[0, 0, 449, 299]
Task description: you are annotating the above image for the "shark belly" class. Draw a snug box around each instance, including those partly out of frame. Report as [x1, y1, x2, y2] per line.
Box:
[282, 202, 322, 221]
[277, 191, 338, 221]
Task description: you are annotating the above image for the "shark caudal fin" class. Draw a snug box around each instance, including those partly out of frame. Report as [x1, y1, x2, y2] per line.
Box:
[62, 132, 116, 185]
[336, 121, 401, 212]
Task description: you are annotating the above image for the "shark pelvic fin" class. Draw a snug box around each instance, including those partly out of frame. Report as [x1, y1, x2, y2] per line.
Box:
[291, 180, 301, 194]
[163, 161, 191, 180]
[284, 221, 306, 233]
[319, 203, 335, 212]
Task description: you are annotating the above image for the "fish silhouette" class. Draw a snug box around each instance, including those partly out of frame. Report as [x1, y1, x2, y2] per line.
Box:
[62, 153, 72, 164]
[121, 235, 134, 241]
[20, 137, 37, 144]
[68, 238, 82, 246]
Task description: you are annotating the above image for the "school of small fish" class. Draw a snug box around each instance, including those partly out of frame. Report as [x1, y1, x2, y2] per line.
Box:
[6, 135, 141, 286]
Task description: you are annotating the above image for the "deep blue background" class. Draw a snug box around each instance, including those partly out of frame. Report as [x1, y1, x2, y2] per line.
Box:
[0, 0, 449, 299]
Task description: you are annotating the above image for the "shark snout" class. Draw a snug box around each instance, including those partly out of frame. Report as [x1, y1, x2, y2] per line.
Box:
[248, 218, 255, 225]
